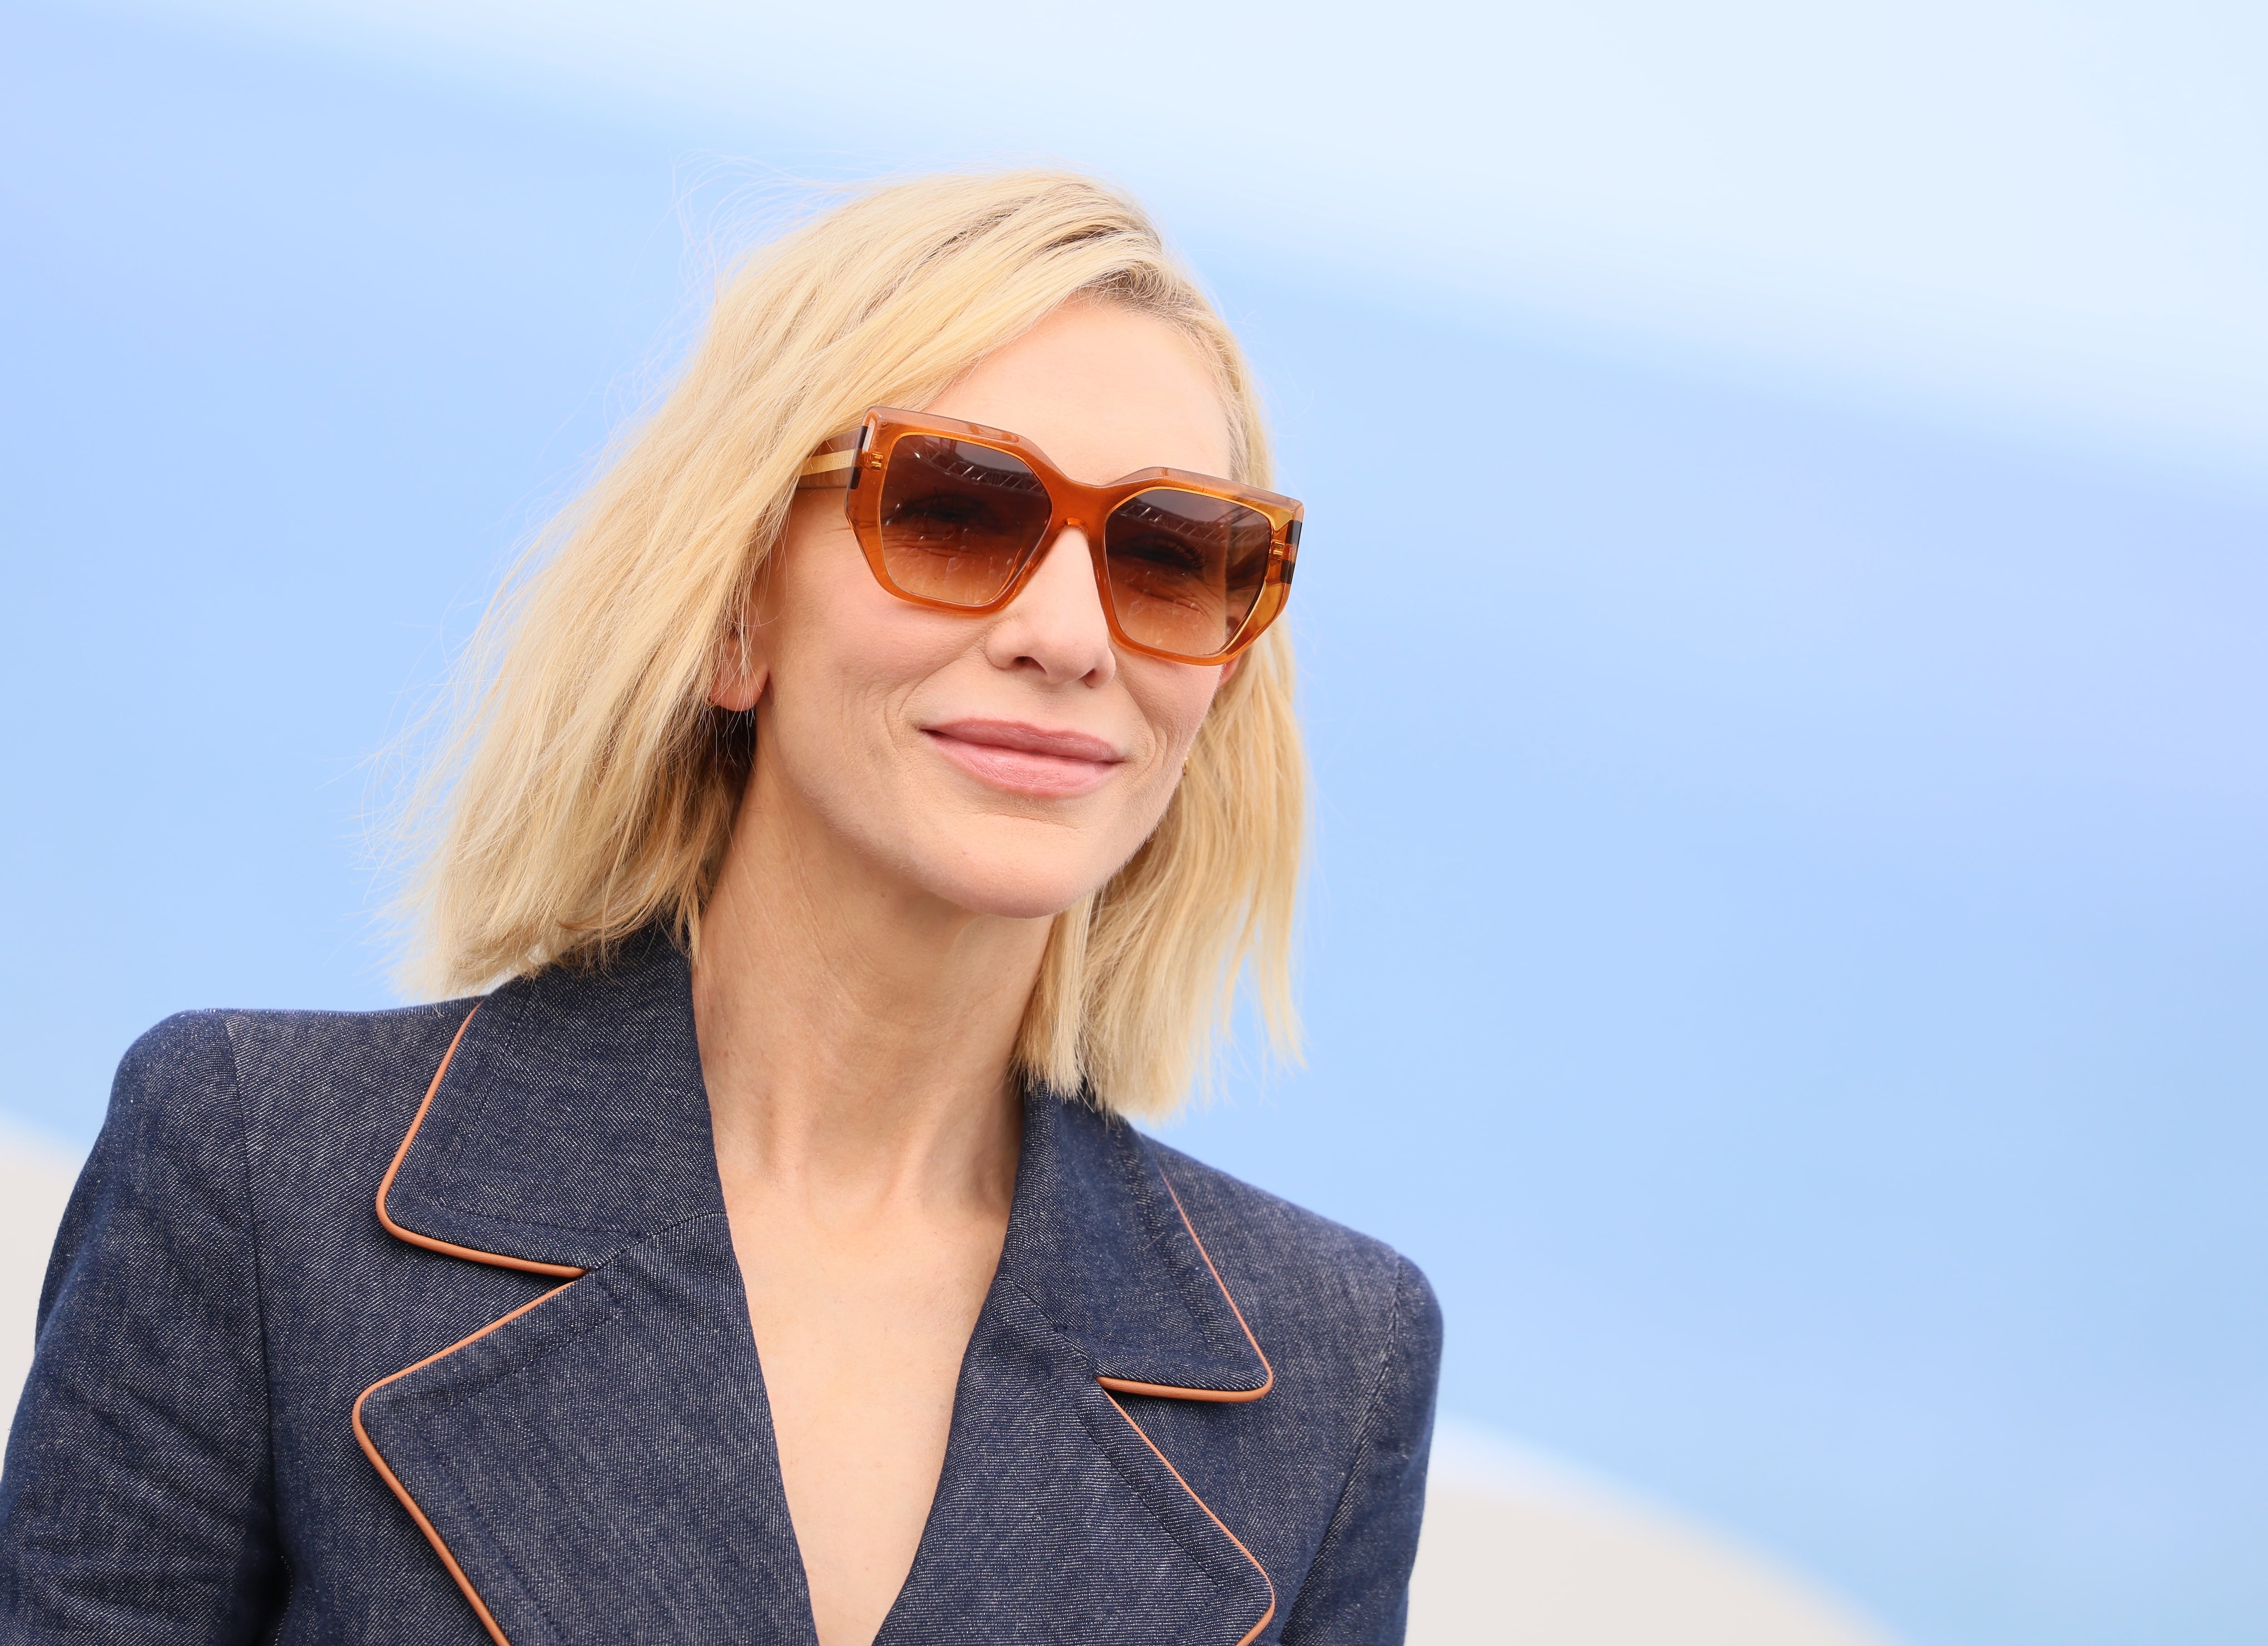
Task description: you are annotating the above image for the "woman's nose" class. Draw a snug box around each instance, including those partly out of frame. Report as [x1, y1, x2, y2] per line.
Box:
[982, 527, 1116, 685]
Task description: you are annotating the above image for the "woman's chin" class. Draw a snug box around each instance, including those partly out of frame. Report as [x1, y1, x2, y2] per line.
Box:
[937, 874, 1097, 923]
[889, 810, 1143, 924]
[909, 848, 1108, 924]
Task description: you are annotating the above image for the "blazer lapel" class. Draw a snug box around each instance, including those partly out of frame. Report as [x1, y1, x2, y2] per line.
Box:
[357, 1214, 816, 1646]
[875, 1273, 1274, 1646]
[358, 934, 812, 1645]
[877, 1093, 1279, 1646]
[357, 935, 1280, 1646]
[997, 1090, 1273, 1403]
[378, 930, 725, 1274]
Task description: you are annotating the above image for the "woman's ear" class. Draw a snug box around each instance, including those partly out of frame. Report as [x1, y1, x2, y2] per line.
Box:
[709, 594, 770, 714]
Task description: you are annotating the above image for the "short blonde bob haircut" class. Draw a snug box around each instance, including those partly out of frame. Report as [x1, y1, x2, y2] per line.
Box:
[401, 170, 1304, 1119]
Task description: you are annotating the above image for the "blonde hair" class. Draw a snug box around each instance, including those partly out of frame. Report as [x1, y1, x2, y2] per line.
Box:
[400, 170, 1304, 1119]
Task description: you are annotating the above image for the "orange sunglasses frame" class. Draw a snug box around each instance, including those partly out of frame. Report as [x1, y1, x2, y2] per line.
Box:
[796, 406, 1302, 666]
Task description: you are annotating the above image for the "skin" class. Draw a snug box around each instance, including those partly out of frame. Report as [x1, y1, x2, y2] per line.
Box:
[696, 299, 1237, 1646]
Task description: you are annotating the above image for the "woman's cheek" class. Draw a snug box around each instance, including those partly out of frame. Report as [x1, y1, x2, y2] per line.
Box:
[1151, 670, 1225, 767]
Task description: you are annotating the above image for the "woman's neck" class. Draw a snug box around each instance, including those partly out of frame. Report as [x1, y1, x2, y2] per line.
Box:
[689, 775, 1042, 1219]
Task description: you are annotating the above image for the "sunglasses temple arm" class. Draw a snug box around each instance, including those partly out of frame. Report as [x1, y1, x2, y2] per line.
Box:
[794, 437, 860, 491]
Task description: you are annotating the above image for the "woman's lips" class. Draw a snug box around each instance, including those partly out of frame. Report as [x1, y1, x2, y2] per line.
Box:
[923, 719, 1124, 799]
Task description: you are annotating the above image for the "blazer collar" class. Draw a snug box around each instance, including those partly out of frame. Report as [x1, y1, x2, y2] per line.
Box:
[381, 930, 1270, 1399]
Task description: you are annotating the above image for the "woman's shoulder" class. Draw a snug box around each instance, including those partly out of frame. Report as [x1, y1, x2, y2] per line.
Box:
[1139, 1132, 1443, 1376]
[50, 1001, 489, 1343]
[120, 997, 475, 1103]
[106, 998, 479, 1180]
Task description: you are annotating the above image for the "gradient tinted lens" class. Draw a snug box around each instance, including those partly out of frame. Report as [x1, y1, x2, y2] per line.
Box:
[876, 435, 1052, 606]
[1102, 488, 1275, 658]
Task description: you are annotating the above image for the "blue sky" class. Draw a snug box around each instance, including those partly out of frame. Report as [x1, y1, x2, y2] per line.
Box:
[148, 0, 2268, 474]
[4, 4, 2264, 1643]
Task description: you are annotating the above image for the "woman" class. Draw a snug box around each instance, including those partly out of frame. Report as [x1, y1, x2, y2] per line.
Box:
[1, 171, 1440, 1646]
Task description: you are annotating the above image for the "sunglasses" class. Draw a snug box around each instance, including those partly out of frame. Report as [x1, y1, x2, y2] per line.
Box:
[795, 407, 1301, 666]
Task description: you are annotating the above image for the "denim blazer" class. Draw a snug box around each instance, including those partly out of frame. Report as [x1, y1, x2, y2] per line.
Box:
[0, 934, 1441, 1645]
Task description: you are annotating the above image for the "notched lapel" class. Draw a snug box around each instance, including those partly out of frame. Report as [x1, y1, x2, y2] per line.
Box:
[870, 1096, 1280, 1646]
[1003, 1096, 1272, 1401]
[878, 1280, 1275, 1646]
[383, 934, 725, 1273]
[357, 1216, 816, 1646]
[358, 947, 1281, 1645]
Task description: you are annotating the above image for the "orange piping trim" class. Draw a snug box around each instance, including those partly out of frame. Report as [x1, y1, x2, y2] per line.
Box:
[1095, 1167, 1275, 1403]
[367, 1012, 1271, 1640]
[352, 1281, 577, 1646]
[375, 1005, 586, 1281]
[1103, 1387, 1278, 1646]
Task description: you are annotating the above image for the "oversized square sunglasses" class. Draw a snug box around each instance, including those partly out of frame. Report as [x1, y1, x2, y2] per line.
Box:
[796, 407, 1302, 666]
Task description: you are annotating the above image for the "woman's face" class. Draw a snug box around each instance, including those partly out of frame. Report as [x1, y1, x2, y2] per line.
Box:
[719, 301, 1236, 922]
